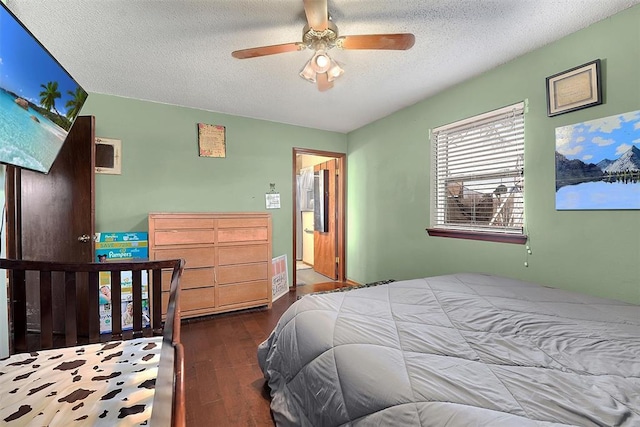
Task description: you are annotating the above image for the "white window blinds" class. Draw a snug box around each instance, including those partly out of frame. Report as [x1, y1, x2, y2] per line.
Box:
[430, 101, 525, 235]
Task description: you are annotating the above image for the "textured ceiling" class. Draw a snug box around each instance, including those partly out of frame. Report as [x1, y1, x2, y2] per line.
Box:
[6, 0, 640, 133]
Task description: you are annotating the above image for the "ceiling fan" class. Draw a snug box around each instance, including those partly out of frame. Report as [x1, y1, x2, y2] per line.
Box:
[231, 0, 415, 91]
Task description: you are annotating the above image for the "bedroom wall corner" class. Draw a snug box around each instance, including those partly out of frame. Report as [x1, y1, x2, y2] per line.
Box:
[346, 4, 640, 304]
[80, 94, 347, 291]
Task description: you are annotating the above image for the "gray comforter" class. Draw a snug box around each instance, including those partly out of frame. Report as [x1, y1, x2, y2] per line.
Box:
[258, 273, 640, 426]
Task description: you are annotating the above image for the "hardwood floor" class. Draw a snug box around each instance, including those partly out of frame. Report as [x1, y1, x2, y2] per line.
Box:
[183, 282, 353, 426]
[296, 266, 335, 286]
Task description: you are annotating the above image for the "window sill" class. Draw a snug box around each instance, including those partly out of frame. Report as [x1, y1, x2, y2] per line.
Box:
[426, 228, 528, 244]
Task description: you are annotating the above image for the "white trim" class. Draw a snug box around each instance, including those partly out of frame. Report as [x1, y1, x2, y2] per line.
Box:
[432, 101, 525, 133]
[430, 101, 526, 235]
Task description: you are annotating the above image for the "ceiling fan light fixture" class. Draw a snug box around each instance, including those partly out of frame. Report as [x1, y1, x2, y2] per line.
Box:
[314, 52, 330, 70]
[234, 1, 416, 92]
[326, 59, 344, 81]
[299, 58, 317, 83]
[232, 1, 416, 92]
[312, 50, 331, 73]
[300, 49, 344, 85]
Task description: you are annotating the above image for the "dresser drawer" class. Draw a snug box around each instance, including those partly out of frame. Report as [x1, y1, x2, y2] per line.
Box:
[154, 229, 215, 246]
[162, 267, 214, 291]
[153, 247, 214, 268]
[218, 227, 268, 243]
[163, 287, 215, 314]
[217, 280, 269, 307]
[217, 263, 267, 284]
[218, 245, 268, 265]
[153, 217, 215, 230]
[217, 217, 268, 229]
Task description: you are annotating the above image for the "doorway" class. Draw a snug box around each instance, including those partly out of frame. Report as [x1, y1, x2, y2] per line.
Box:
[292, 148, 346, 289]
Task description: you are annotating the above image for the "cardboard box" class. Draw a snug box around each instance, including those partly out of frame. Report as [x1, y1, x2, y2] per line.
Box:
[99, 270, 150, 333]
[100, 299, 151, 333]
[96, 231, 149, 333]
[95, 232, 148, 262]
[272, 254, 289, 301]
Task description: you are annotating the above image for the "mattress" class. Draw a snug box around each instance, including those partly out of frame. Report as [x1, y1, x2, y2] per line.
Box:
[258, 273, 640, 426]
[1, 336, 162, 426]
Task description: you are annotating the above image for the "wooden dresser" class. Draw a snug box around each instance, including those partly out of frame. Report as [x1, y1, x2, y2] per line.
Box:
[148, 212, 272, 319]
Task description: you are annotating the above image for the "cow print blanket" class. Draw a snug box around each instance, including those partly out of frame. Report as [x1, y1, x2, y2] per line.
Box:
[0, 337, 162, 426]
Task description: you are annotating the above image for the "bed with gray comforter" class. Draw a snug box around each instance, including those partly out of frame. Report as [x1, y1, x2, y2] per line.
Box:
[258, 273, 640, 426]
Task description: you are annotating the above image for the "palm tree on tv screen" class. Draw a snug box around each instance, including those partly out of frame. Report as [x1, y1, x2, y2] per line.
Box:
[65, 87, 87, 120]
[39, 81, 62, 117]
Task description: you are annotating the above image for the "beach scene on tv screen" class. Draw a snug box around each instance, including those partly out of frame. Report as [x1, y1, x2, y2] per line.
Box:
[0, 6, 87, 173]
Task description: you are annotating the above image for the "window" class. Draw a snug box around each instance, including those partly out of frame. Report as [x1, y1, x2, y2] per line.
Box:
[427, 101, 527, 244]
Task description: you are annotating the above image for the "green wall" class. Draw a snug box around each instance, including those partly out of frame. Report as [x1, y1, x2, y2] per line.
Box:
[81, 95, 347, 280]
[81, 6, 639, 304]
[347, 5, 640, 303]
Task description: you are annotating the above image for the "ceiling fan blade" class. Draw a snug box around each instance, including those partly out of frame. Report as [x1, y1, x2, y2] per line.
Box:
[303, 0, 328, 30]
[316, 72, 333, 91]
[232, 42, 305, 59]
[337, 33, 416, 50]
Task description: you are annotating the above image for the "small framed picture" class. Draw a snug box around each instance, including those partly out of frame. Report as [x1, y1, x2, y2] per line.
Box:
[546, 59, 602, 117]
[95, 137, 122, 175]
[198, 123, 226, 158]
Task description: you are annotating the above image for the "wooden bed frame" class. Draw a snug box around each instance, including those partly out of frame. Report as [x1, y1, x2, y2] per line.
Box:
[0, 258, 185, 427]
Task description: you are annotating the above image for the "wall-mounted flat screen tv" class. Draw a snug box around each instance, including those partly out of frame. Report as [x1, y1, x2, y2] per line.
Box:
[0, 2, 88, 174]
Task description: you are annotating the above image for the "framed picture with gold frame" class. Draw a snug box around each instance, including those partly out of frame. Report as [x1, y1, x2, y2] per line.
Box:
[546, 59, 602, 117]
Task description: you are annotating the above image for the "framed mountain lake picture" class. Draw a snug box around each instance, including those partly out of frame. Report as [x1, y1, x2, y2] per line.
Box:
[555, 110, 640, 210]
